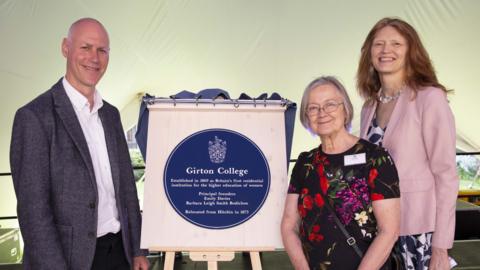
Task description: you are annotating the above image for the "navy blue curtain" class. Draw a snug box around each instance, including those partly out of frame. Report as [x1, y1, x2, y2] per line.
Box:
[135, 89, 296, 169]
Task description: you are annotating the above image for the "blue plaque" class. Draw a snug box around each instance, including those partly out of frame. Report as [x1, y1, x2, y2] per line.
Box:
[164, 129, 270, 229]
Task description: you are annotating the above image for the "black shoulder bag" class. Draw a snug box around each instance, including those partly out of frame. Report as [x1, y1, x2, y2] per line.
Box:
[317, 187, 404, 270]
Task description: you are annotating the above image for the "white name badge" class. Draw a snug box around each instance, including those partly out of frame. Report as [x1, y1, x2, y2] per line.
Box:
[344, 153, 366, 166]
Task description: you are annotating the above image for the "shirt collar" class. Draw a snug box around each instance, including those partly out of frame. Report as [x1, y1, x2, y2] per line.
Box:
[62, 77, 104, 113]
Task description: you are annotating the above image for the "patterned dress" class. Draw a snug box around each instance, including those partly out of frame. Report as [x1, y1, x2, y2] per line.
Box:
[288, 139, 400, 270]
[366, 117, 433, 270]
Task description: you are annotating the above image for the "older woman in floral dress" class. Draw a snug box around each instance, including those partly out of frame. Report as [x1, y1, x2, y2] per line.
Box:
[281, 76, 400, 270]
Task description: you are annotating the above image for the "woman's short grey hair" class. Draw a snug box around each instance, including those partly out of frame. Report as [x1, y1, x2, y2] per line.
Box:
[299, 76, 354, 131]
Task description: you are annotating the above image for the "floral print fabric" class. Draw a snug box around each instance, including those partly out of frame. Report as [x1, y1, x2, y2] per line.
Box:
[288, 139, 400, 270]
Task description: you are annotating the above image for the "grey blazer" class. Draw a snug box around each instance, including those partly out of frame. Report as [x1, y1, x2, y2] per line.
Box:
[10, 79, 146, 270]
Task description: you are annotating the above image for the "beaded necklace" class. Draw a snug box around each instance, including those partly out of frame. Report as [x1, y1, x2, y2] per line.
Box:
[377, 84, 405, 104]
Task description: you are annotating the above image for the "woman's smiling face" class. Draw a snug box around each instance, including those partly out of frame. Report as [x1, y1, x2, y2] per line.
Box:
[306, 84, 346, 137]
[370, 26, 408, 78]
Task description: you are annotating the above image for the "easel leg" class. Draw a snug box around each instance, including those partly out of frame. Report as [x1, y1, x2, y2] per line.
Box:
[207, 261, 218, 270]
[164, 251, 175, 270]
[250, 252, 262, 270]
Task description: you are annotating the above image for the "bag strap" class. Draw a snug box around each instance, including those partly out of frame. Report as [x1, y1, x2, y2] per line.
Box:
[315, 171, 364, 258]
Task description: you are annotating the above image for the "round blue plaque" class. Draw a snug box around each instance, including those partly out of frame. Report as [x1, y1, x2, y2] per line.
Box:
[164, 129, 270, 229]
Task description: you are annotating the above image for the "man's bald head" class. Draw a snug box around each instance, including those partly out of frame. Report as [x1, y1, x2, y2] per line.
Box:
[67, 18, 109, 43]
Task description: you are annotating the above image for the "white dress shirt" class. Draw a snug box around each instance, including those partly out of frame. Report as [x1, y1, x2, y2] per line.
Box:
[63, 78, 121, 237]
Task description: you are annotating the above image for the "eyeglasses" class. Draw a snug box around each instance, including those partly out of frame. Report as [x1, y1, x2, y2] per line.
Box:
[306, 101, 343, 116]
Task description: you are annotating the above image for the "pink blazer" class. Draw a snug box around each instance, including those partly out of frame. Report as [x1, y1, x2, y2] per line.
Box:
[360, 86, 459, 249]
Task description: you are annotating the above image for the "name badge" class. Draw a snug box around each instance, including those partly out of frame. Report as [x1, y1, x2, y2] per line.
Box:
[344, 153, 366, 166]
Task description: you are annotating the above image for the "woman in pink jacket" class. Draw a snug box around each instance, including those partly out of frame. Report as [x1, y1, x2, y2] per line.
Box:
[357, 17, 459, 270]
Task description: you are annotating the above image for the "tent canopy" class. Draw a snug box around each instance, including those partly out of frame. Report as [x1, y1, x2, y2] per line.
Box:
[1, 0, 479, 172]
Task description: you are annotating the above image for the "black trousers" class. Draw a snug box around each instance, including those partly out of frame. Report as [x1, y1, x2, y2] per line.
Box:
[91, 231, 130, 270]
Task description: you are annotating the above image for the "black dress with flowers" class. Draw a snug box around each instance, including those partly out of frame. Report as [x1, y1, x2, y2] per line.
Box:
[288, 139, 400, 270]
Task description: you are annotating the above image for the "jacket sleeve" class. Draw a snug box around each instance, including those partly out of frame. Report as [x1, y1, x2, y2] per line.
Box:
[10, 108, 68, 269]
[421, 89, 459, 249]
[113, 108, 149, 257]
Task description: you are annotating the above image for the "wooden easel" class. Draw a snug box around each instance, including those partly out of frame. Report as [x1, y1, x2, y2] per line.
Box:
[156, 247, 273, 270]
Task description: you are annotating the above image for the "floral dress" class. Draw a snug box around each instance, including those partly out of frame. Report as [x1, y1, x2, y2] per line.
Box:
[288, 139, 400, 270]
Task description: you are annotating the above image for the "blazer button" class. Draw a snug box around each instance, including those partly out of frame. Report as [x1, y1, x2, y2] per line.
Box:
[88, 232, 95, 238]
[89, 202, 95, 209]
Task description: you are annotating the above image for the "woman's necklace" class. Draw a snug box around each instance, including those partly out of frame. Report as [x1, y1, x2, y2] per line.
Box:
[377, 84, 406, 104]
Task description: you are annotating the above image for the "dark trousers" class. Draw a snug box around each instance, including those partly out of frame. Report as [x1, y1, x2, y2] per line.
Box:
[91, 231, 130, 270]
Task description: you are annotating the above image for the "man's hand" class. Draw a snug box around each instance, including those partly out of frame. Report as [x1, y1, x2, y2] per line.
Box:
[133, 255, 149, 270]
[429, 247, 450, 270]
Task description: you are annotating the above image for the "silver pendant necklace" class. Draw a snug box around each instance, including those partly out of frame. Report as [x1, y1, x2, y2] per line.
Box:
[377, 84, 405, 104]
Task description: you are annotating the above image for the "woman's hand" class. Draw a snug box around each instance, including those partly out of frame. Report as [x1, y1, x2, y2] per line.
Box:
[429, 247, 450, 270]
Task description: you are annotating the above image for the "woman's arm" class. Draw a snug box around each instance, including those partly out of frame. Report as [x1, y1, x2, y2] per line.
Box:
[281, 194, 310, 270]
[358, 198, 400, 270]
[422, 89, 458, 248]
[421, 88, 458, 268]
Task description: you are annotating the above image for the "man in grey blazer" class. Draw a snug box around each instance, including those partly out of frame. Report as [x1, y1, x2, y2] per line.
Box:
[10, 18, 149, 270]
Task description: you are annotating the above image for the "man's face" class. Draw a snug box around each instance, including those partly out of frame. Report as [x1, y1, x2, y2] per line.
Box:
[62, 20, 110, 94]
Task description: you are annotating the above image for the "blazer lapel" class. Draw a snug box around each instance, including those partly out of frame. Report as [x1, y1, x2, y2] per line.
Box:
[98, 108, 120, 192]
[52, 79, 97, 188]
[382, 87, 411, 148]
[361, 101, 377, 138]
